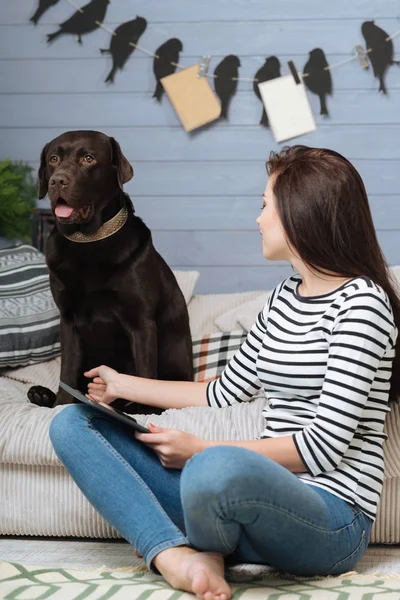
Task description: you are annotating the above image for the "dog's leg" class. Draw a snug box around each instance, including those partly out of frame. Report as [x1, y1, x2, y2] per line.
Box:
[114, 321, 161, 415]
[54, 318, 85, 406]
[28, 318, 83, 408]
[128, 321, 158, 379]
[157, 327, 194, 382]
[156, 299, 194, 382]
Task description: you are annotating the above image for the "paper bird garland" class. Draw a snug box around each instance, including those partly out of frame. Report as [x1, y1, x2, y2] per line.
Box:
[29, 0, 400, 133]
[361, 21, 400, 94]
[100, 16, 147, 84]
[213, 55, 241, 120]
[153, 39, 183, 102]
[30, 0, 61, 25]
[46, 0, 109, 45]
[253, 57, 281, 127]
[303, 49, 333, 117]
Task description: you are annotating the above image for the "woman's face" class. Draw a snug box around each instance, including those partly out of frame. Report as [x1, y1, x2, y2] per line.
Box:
[256, 176, 292, 261]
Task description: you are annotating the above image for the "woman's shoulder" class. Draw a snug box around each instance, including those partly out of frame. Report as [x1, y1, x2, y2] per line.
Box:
[339, 275, 396, 326]
[342, 275, 390, 303]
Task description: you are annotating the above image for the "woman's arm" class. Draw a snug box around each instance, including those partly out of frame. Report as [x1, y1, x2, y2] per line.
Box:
[85, 365, 209, 409]
[114, 374, 209, 409]
[207, 296, 275, 409]
[292, 292, 396, 477]
[135, 426, 306, 472]
[202, 435, 306, 473]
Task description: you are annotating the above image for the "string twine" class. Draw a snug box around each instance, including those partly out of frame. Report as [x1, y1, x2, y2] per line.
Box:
[65, 0, 400, 82]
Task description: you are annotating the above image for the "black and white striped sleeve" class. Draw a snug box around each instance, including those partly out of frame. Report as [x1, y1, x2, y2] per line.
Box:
[206, 299, 271, 408]
[293, 291, 397, 476]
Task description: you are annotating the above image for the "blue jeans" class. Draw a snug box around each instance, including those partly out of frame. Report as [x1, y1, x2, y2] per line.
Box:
[49, 404, 373, 576]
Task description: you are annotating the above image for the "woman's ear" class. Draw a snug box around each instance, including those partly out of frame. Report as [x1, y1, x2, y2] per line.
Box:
[38, 143, 50, 199]
[109, 137, 134, 189]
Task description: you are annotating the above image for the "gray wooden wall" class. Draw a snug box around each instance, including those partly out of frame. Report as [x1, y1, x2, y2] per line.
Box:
[1, 1, 400, 293]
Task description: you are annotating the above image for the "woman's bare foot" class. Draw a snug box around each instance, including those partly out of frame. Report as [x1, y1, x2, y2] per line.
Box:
[154, 546, 232, 600]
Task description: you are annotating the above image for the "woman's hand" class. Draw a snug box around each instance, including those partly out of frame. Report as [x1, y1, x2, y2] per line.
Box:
[135, 424, 205, 469]
[84, 365, 120, 405]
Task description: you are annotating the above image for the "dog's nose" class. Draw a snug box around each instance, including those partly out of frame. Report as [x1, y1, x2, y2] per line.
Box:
[50, 173, 70, 188]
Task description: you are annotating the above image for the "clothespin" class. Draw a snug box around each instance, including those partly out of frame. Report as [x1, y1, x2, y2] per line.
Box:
[354, 45, 369, 69]
[198, 55, 211, 78]
[288, 60, 301, 84]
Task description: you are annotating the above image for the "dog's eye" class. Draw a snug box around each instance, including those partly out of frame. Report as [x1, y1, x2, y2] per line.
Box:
[49, 155, 58, 164]
[83, 155, 95, 163]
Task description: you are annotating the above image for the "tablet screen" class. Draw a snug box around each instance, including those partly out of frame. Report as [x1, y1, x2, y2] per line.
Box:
[59, 381, 150, 433]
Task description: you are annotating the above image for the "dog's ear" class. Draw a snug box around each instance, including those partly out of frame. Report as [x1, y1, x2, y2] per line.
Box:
[110, 137, 134, 188]
[38, 143, 50, 199]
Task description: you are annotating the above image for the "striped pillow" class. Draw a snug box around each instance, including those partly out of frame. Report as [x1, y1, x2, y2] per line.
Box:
[192, 330, 247, 382]
[0, 244, 60, 368]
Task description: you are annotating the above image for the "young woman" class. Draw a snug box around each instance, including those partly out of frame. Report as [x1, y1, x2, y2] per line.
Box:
[49, 146, 400, 600]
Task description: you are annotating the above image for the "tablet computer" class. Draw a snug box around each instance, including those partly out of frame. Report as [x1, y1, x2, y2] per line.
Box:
[59, 381, 151, 434]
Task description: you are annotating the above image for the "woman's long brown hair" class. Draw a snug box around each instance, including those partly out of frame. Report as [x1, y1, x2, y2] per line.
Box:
[267, 145, 400, 402]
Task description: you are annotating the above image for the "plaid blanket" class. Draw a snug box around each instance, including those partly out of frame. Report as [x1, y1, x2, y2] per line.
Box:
[193, 330, 247, 382]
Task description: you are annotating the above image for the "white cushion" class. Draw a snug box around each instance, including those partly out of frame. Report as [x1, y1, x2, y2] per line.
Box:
[236, 293, 272, 332]
[172, 270, 200, 305]
[188, 291, 263, 335]
[214, 292, 271, 332]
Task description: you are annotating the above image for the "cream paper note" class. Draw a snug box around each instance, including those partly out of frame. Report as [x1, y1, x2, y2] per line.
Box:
[258, 74, 316, 142]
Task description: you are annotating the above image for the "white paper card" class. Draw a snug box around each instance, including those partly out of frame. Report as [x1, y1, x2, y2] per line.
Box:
[258, 74, 316, 142]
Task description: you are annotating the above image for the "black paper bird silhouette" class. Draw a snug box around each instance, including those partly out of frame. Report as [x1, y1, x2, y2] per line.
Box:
[47, 0, 110, 45]
[100, 16, 147, 84]
[253, 56, 281, 127]
[153, 38, 183, 102]
[213, 55, 241, 120]
[30, 0, 60, 25]
[362, 21, 400, 95]
[303, 48, 332, 116]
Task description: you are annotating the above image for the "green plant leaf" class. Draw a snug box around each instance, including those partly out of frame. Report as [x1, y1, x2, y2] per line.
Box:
[0, 159, 37, 242]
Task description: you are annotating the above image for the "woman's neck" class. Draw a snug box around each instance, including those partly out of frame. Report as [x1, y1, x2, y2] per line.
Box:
[291, 259, 354, 298]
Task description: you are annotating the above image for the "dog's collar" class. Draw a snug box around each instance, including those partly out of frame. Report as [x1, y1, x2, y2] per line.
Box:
[63, 205, 128, 243]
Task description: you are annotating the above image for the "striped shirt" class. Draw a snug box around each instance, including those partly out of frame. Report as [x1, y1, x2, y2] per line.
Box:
[207, 275, 397, 521]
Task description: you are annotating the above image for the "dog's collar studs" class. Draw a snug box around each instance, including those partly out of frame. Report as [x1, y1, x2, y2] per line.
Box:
[63, 205, 128, 243]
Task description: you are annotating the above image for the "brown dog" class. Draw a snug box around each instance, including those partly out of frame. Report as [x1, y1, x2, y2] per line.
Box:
[28, 130, 193, 414]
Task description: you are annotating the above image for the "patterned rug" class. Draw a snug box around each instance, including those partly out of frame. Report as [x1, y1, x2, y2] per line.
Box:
[2, 561, 400, 599]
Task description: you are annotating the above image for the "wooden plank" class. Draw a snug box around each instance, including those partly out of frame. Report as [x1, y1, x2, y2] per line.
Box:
[27, 160, 400, 196]
[190, 266, 294, 293]
[2, 19, 400, 60]
[151, 230, 400, 266]
[171, 261, 400, 293]
[189, 263, 400, 294]
[2, 89, 400, 130]
[1, 55, 400, 94]
[4, 0, 400, 25]
[133, 195, 400, 233]
[4, 124, 400, 162]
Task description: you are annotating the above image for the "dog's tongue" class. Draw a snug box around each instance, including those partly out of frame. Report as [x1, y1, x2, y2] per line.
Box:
[55, 203, 74, 218]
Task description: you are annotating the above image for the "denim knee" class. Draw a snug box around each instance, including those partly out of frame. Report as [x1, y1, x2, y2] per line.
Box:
[181, 445, 255, 509]
[49, 404, 92, 452]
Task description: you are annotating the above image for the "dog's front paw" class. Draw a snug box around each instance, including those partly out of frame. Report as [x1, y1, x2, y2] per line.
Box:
[28, 386, 57, 408]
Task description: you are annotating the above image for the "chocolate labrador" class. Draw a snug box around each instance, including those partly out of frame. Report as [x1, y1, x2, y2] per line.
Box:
[28, 130, 193, 414]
